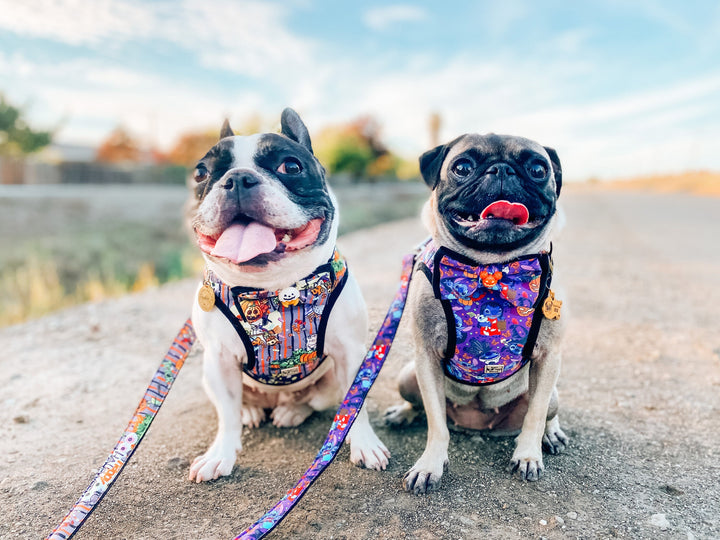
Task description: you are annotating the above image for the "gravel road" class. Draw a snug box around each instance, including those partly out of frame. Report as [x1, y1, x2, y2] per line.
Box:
[1, 187, 719, 539]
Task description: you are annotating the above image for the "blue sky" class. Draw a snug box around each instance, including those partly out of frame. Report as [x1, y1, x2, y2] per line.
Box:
[1, 0, 719, 180]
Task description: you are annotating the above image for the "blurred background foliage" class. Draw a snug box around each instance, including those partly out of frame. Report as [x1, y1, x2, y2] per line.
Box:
[0, 95, 53, 155]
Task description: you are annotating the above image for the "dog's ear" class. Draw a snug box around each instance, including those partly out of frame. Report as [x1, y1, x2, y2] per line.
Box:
[419, 144, 449, 189]
[281, 108, 313, 154]
[544, 146, 562, 196]
[220, 119, 234, 139]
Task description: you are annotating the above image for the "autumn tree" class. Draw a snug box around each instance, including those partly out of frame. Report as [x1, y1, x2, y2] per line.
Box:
[166, 129, 220, 168]
[167, 115, 266, 168]
[96, 126, 141, 163]
[0, 94, 52, 155]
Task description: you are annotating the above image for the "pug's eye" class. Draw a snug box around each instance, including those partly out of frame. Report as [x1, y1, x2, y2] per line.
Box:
[527, 161, 548, 180]
[452, 159, 475, 178]
[193, 165, 209, 183]
[277, 158, 302, 175]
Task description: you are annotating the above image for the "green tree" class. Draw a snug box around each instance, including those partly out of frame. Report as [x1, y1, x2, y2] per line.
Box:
[314, 116, 398, 181]
[0, 94, 52, 155]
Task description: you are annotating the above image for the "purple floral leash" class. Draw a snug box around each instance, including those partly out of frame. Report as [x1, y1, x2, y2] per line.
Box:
[235, 251, 416, 539]
[47, 251, 415, 540]
[47, 319, 196, 540]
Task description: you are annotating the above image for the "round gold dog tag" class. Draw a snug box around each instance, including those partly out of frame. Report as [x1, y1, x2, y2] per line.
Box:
[542, 289, 562, 320]
[198, 283, 216, 312]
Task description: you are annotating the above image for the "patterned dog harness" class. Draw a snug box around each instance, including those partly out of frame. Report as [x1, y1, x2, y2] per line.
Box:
[418, 240, 553, 385]
[205, 249, 348, 386]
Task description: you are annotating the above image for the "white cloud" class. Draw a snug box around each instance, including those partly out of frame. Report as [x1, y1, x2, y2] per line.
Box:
[0, 0, 154, 45]
[0, 0, 316, 79]
[160, 0, 316, 79]
[363, 5, 428, 31]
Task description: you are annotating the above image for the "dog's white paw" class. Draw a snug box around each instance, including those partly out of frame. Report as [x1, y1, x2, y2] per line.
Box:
[507, 443, 544, 481]
[383, 402, 419, 428]
[271, 404, 313, 427]
[188, 438, 240, 483]
[349, 431, 391, 471]
[542, 416, 569, 455]
[242, 406, 267, 428]
[403, 452, 448, 495]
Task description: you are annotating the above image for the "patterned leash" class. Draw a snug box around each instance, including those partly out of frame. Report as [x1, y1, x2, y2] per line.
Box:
[47, 319, 196, 540]
[235, 251, 415, 539]
[47, 251, 415, 539]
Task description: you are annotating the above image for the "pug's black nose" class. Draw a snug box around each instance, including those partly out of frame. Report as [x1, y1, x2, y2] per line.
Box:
[484, 163, 516, 177]
[222, 171, 260, 190]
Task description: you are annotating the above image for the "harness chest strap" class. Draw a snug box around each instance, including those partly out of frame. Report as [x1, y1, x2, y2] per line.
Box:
[418, 240, 557, 386]
[203, 248, 348, 386]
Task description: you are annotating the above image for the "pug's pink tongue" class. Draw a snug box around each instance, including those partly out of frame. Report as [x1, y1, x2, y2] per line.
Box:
[480, 200, 529, 225]
[211, 222, 277, 263]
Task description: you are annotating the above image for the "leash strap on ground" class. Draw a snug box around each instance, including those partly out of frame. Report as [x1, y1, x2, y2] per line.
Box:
[46, 319, 196, 540]
[235, 252, 416, 540]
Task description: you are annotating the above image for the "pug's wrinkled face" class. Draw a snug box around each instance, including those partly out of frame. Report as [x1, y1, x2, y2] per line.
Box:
[420, 134, 562, 253]
[189, 109, 334, 267]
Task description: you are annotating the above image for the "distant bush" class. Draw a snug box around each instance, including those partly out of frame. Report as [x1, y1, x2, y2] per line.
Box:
[0, 94, 52, 155]
[314, 116, 416, 182]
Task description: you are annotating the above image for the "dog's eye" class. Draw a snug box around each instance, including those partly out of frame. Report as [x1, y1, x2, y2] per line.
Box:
[452, 159, 475, 178]
[277, 158, 303, 175]
[193, 165, 209, 183]
[527, 161, 547, 180]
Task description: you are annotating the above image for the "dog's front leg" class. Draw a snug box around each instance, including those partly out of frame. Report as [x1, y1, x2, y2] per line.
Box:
[403, 345, 449, 495]
[189, 343, 243, 482]
[508, 346, 560, 481]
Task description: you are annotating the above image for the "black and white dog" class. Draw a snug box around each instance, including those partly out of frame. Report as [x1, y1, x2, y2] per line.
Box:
[187, 108, 389, 482]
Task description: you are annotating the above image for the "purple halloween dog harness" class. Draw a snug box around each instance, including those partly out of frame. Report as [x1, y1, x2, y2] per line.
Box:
[205, 249, 348, 386]
[418, 240, 553, 385]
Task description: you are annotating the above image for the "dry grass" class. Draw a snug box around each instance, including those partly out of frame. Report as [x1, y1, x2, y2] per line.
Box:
[602, 170, 720, 196]
[0, 253, 203, 326]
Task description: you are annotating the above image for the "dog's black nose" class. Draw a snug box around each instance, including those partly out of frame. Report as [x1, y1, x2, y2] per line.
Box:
[484, 163, 516, 177]
[222, 171, 261, 190]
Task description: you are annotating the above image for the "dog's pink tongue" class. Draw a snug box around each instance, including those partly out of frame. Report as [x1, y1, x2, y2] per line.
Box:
[480, 200, 530, 225]
[211, 222, 277, 263]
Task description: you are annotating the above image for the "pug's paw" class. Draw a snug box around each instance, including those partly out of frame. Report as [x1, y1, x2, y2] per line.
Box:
[403, 453, 448, 495]
[542, 416, 569, 455]
[507, 444, 544, 481]
[383, 401, 419, 428]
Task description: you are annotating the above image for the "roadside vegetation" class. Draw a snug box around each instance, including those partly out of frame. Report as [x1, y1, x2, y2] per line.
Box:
[0, 182, 426, 326]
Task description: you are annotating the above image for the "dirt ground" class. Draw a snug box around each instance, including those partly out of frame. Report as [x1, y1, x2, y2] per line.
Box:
[2, 187, 719, 539]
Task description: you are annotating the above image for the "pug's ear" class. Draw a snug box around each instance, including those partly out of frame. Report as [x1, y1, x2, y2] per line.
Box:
[419, 144, 449, 189]
[281, 107, 313, 154]
[220, 119, 234, 139]
[544, 146, 562, 196]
